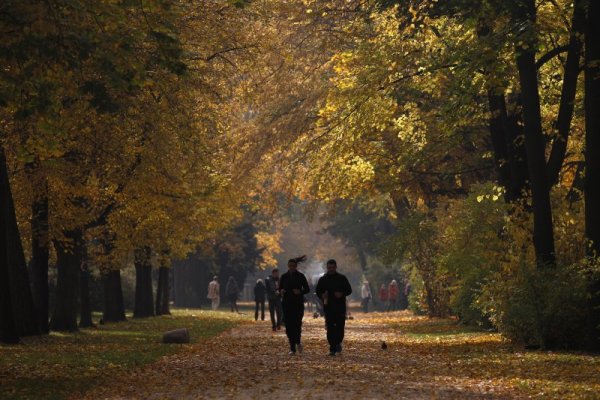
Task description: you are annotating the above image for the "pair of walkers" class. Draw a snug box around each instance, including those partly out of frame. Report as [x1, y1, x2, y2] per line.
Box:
[277, 257, 352, 356]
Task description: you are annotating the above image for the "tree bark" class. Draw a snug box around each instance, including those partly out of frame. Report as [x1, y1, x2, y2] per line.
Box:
[0, 152, 19, 343]
[585, 0, 600, 258]
[50, 229, 83, 332]
[513, 0, 556, 267]
[155, 263, 171, 316]
[79, 248, 94, 328]
[102, 269, 127, 322]
[585, 0, 600, 349]
[0, 146, 38, 336]
[546, 0, 586, 185]
[29, 172, 50, 333]
[134, 246, 154, 318]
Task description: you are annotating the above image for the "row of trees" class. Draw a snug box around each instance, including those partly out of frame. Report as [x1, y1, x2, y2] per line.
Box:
[3, 0, 599, 351]
[0, 0, 282, 343]
[243, 0, 600, 349]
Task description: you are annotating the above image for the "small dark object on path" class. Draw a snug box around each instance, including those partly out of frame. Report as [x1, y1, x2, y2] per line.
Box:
[381, 341, 387, 350]
[162, 328, 190, 344]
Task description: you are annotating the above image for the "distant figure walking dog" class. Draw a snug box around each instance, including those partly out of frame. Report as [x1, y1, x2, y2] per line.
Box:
[280, 256, 310, 355]
[316, 259, 352, 356]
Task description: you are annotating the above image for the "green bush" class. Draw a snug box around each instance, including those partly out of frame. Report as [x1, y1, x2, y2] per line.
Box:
[479, 259, 590, 349]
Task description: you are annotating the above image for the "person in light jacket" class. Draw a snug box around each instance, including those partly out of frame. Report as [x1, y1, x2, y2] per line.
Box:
[207, 276, 220, 311]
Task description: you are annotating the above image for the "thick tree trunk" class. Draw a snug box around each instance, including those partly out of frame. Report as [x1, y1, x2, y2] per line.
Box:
[102, 269, 127, 322]
[30, 175, 50, 333]
[155, 264, 171, 316]
[585, 0, 600, 260]
[0, 158, 19, 343]
[485, 92, 529, 202]
[514, 0, 556, 267]
[79, 254, 94, 328]
[585, 0, 600, 350]
[546, 0, 585, 185]
[0, 146, 38, 337]
[50, 229, 83, 332]
[505, 111, 530, 200]
[134, 247, 154, 318]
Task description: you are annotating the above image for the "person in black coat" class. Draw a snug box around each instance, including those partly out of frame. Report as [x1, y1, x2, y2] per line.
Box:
[280, 256, 310, 355]
[254, 279, 266, 321]
[265, 268, 282, 331]
[315, 259, 352, 356]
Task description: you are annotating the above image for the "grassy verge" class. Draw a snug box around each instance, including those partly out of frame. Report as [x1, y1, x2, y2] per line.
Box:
[385, 313, 600, 399]
[0, 309, 248, 400]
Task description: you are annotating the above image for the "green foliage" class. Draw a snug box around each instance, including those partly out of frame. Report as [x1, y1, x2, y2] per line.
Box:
[479, 259, 592, 349]
[436, 183, 509, 326]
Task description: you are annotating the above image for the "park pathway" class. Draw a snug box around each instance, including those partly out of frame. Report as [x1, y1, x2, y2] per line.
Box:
[82, 312, 516, 399]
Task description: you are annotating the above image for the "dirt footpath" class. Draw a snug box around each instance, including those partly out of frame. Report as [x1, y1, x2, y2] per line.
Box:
[82, 312, 515, 399]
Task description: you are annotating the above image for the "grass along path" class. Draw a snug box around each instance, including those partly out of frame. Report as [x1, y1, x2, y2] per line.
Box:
[4, 310, 599, 399]
[80, 310, 600, 400]
[0, 309, 245, 400]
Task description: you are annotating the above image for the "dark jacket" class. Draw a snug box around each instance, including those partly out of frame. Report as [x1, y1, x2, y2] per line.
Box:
[225, 279, 239, 296]
[280, 270, 309, 307]
[265, 276, 280, 300]
[254, 281, 266, 302]
[315, 272, 352, 312]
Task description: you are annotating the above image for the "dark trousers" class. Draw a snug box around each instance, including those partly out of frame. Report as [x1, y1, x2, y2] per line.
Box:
[283, 304, 303, 351]
[268, 298, 282, 328]
[361, 297, 370, 313]
[255, 300, 265, 320]
[325, 307, 346, 352]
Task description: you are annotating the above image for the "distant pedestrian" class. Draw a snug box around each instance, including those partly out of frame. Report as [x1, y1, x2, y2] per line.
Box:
[387, 280, 399, 311]
[280, 256, 310, 355]
[265, 268, 283, 331]
[254, 279, 266, 321]
[207, 276, 220, 311]
[225, 276, 240, 313]
[379, 284, 388, 311]
[316, 259, 352, 356]
[361, 280, 372, 313]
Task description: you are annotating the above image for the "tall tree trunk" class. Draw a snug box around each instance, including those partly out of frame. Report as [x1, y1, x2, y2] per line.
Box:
[50, 229, 83, 332]
[505, 111, 530, 200]
[546, 0, 585, 185]
[30, 172, 50, 333]
[79, 243, 94, 328]
[585, 0, 600, 350]
[0, 146, 38, 336]
[102, 269, 127, 322]
[155, 261, 171, 316]
[0, 154, 19, 343]
[134, 246, 154, 318]
[478, 18, 528, 202]
[513, 0, 556, 267]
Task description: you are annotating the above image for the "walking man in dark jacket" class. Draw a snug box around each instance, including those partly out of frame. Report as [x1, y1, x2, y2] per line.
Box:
[316, 259, 352, 356]
[265, 268, 282, 331]
[280, 256, 310, 355]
